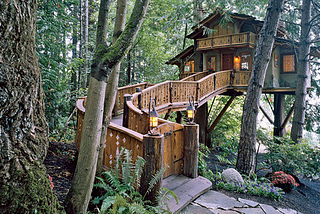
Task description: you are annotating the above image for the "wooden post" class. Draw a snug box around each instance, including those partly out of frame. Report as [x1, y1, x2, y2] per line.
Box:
[140, 134, 164, 202]
[122, 94, 132, 128]
[274, 94, 286, 136]
[183, 124, 199, 178]
[136, 87, 142, 110]
[195, 102, 210, 147]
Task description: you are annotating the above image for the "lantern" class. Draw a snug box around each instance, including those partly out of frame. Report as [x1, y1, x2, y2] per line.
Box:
[186, 95, 195, 124]
[149, 98, 159, 135]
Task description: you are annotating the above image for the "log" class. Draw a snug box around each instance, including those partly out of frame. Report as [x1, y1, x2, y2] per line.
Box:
[140, 134, 164, 202]
[183, 124, 199, 178]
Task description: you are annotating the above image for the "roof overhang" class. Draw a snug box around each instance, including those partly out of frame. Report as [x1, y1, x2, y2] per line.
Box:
[166, 46, 194, 66]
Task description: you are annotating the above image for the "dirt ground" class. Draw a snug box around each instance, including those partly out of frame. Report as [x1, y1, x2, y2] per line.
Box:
[44, 141, 320, 214]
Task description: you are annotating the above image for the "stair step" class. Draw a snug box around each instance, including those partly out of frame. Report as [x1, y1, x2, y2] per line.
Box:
[161, 175, 212, 214]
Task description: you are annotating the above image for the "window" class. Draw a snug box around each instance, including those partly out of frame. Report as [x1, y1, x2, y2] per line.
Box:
[184, 61, 194, 73]
[282, 54, 295, 72]
[240, 53, 252, 71]
[207, 56, 216, 71]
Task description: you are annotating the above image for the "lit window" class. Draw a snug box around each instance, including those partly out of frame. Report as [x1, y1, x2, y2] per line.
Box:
[282, 55, 295, 72]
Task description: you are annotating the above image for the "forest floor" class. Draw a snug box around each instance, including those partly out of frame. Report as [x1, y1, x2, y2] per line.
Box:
[44, 141, 320, 214]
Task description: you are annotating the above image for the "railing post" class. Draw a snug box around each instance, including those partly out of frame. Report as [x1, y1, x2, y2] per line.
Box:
[183, 124, 199, 178]
[136, 87, 142, 110]
[169, 82, 173, 104]
[140, 134, 164, 202]
[230, 70, 235, 86]
[123, 94, 132, 128]
[214, 75, 216, 91]
[196, 82, 200, 102]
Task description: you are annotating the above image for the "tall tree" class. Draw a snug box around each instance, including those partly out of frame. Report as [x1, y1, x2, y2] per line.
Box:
[97, 0, 127, 175]
[236, 0, 285, 175]
[291, 0, 312, 143]
[0, 0, 60, 213]
[64, 0, 149, 212]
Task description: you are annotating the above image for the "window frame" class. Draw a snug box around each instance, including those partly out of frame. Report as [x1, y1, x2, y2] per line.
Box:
[281, 54, 296, 73]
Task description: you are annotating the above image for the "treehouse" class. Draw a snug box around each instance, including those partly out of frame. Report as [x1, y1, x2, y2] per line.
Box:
[167, 12, 309, 90]
[166, 12, 315, 139]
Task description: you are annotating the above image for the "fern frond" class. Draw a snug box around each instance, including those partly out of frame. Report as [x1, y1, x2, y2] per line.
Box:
[133, 156, 146, 190]
[144, 165, 168, 199]
[121, 147, 133, 186]
[100, 196, 115, 214]
[157, 187, 178, 206]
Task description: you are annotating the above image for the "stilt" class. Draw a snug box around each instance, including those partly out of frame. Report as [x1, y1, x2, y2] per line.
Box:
[274, 94, 286, 136]
[195, 102, 211, 147]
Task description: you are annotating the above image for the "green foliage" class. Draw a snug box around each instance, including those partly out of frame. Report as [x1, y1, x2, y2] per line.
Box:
[92, 147, 176, 214]
[216, 173, 284, 201]
[209, 96, 243, 149]
[198, 144, 215, 181]
[263, 135, 320, 178]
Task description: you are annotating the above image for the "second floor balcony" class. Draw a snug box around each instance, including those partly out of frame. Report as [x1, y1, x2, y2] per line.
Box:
[197, 32, 257, 51]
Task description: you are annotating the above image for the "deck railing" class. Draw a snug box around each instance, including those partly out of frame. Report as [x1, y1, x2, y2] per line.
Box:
[76, 69, 251, 178]
[197, 32, 256, 50]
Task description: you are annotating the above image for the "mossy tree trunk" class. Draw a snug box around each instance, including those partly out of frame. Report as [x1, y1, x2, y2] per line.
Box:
[291, 0, 311, 144]
[236, 0, 284, 175]
[64, 0, 149, 212]
[0, 1, 60, 213]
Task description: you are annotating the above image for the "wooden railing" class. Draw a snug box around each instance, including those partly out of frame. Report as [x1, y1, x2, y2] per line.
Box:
[114, 82, 149, 115]
[76, 69, 251, 179]
[197, 32, 256, 50]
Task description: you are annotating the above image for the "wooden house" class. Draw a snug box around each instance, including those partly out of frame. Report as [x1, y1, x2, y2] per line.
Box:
[166, 11, 316, 142]
[167, 12, 312, 91]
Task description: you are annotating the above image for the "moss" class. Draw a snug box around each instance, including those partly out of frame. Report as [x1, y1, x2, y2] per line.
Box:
[0, 165, 64, 214]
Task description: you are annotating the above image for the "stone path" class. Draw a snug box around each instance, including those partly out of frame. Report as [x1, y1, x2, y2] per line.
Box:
[180, 190, 303, 214]
[162, 175, 302, 214]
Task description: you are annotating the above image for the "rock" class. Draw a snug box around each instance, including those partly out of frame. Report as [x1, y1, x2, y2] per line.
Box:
[221, 168, 244, 185]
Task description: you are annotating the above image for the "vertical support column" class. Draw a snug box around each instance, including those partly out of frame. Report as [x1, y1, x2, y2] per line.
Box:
[195, 102, 211, 147]
[274, 94, 286, 137]
[122, 94, 132, 128]
[140, 134, 164, 202]
[183, 124, 199, 178]
[176, 111, 182, 124]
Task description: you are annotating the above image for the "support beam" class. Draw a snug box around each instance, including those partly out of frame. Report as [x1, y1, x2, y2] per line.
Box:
[207, 92, 237, 134]
[281, 102, 295, 130]
[274, 94, 286, 136]
[164, 109, 172, 120]
[195, 102, 210, 147]
[259, 105, 274, 125]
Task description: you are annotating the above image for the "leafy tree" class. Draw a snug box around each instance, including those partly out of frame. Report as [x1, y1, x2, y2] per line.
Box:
[64, 0, 150, 212]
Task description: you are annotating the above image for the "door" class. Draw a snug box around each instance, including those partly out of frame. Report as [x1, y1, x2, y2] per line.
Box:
[222, 53, 234, 71]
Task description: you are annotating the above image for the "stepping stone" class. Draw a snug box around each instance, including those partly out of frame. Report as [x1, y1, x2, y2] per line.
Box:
[162, 176, 212, 214]
[277, 207, 300, 214]
[232, 207, 265, 214]
[194, 190, 244, 210]
[181, 203, 216, 214]
[260, 204, 282, 214]
[238, 198, 260, 207]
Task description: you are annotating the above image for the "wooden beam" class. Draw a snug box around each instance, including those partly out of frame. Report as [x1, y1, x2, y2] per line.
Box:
[207, 92, 237, 133]
[281, 102, 295, 129]
[164, 109, 172, 120]
[259, 105, 274, 125]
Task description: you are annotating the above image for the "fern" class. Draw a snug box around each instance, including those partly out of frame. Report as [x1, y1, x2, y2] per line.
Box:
[133, 156, 146, 190]
[144, 166, 168, 199]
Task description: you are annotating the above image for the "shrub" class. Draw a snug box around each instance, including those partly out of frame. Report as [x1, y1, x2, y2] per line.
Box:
[263, 136, 320, 178]
[272, 171, 299, 192]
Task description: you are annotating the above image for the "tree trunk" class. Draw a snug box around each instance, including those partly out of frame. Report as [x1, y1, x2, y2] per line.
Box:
[236, 0, 284, 175]
[64, 0, 149, 212]
[97, 0, 128, 175]
[291, 0, 311, 144]
[0, 1, 60, 213]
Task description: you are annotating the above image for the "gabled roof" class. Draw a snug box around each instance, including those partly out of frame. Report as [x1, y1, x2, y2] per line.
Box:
[187, 11, 287, 39]
[166, 46, 194, 66]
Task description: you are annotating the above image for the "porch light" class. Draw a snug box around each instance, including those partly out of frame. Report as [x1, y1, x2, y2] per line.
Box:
[234, 56, 240, 62]
[149, 98, 160, 135]
[186, 95, 195, 124]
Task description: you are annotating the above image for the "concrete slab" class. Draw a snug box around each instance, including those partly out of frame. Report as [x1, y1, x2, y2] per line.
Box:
[161, 176, 212, 214]
[194, 190, 244, 210]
